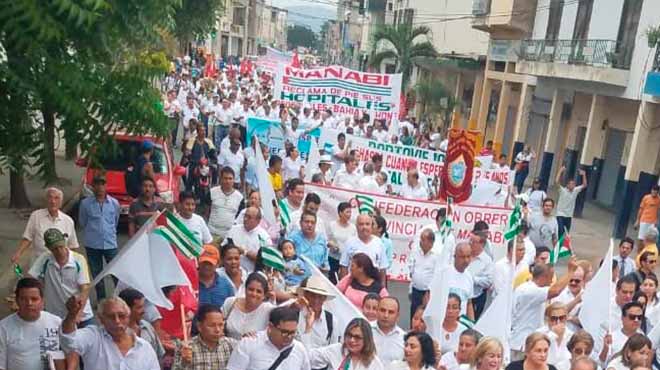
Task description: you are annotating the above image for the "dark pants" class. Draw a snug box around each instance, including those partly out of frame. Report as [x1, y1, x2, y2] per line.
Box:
[472, 291, 488, 320]
[328, 257, 340, 284]
[411, 287, 428, 321]
[557, 216, 572, 237]
[170, 117, 180, 146]
[86, 247, 119, 301]
[514, 167, 529, 193]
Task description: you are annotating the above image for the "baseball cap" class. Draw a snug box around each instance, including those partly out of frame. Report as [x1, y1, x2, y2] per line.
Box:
[44, 228, 66, 249]
[142, 140, 154, 150]
[199, 244, 220, 265]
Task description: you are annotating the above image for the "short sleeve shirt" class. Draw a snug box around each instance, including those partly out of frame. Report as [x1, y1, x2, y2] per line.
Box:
[556, 186, 584, 218]
[340, 236, 387, 269]
[528, 213, 558, 248]
[179, 213, 213, 244]
[23, 209, 79, 258]
[208, 188, 243, 238]
[510, 281, 550, 350]
[0, 312, 62, 370]
[128, 198, 165, 229]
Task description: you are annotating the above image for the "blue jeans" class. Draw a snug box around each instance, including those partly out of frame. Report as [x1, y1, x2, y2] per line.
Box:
[214, 125, 230, 149]
[85, 247, 118, 301]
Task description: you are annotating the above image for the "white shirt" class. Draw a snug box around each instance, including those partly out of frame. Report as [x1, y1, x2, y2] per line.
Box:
[23, 209, 79, 260]
[610, 328, 643, 358]
[326, 221, 357, 260]
[440, 322, 470, 354]
[28, 251, 94, 321]
[466, 251, 494, 296]
[556, 186, 585, 218]
[526, 189, 547, 214]
[310, 342, 386, 370]
[333, 169, 361, 189]
[181, 104, 200, 129]
[224, 224, 272, 272]
[227, 330, 311, 370]
[297, 309, 339, 350]
[214, 106, 234, 127]
[443, 266, 475, 315]
[0, 312, 61, 370]
[409, 247, 439, 291]
[219, 148, 245, 184]
[510, 281, 550, 350]
[536, 325, 573, 367]
[340, 236, 387, 269]
[439, 352, 463, 370]
[415, 223, 456, 268]
[400, 182, 429, 200]
[358, 175, 381, 194]
[179, 213, 213, 244]
[371, 324, 405, 365]
[283, 156, 305, 181]
[613, 255, 636, 278]
[493, 257, 527, 297]
[222, 297, 276, 340]
[208, 188, 243, 238]
[61, 325, 159, 370]
[373, 129, 389, 143]
[552, 288, 582, 332]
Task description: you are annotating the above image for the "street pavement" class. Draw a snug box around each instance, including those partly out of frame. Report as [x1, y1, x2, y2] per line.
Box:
[0, 149, 631, 327]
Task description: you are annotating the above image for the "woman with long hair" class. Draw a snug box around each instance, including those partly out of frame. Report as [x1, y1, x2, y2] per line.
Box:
[327, 202, 357, 284]
[221, 272, 276, 339]
[607, 334, 652, 370]
[505, 333, 557, 370]
[470, 337, 504, 370]
[337, 253, 389, 309]
[217, 241, 247, 296]
[525, 178, 546, 214]
[390, 331, 438, 370]
[441, 293, 471, 354]
[372, 215, 393, 272]
[309, 317, 385, 370]
[282, 145, 304, 181]
[440, 329, 483, 370]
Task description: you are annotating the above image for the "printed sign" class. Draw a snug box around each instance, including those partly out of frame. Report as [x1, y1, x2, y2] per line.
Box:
[256, 47, 292, 75]
[307, 183, 511, 281]
[274, 65, 403, 122]
[246, 116, 319, 159]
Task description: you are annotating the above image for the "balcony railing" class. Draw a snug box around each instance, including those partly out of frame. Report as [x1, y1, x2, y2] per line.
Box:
[472, 0, 491, 15]
[520, 39, 630, 70]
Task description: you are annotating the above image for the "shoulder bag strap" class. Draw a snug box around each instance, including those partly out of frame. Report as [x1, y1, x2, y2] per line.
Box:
[268, 346, 294, 370]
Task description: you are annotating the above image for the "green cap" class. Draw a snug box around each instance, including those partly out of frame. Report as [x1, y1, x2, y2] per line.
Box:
[44, 228, 66, 249]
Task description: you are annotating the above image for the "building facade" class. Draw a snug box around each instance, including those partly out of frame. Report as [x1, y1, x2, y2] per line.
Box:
[471, 0, 660, 238]
[250, 1, 288, 53]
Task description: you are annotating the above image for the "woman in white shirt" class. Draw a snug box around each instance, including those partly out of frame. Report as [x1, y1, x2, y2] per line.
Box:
[606, 334, 652, 370]
[440, 329, 482, 370]
[217, 242, 248, 297]
[327, 202, 357, 284]
[526, 178, 547, 214]
[390, 332, 438, 370]
[309, 318, 385, 370]
[556, 330, 595, 370]
[535, 302, 573, 368]
[222, 272, 276, 339]
[282, 146, 304, 181]
[469, 337, 504, 370]
[441, 293, 470, 354]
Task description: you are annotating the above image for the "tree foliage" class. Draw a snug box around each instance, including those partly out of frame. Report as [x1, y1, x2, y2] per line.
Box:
[369, 24, 438, 89]
[173, 0, 224, 48]
[0, 0, 217, 207]
[415, 79, 456, 130]
[287, 25, 318, 50]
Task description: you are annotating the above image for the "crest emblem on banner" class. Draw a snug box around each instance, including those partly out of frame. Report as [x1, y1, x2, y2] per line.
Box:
[440, 129, 477, 203]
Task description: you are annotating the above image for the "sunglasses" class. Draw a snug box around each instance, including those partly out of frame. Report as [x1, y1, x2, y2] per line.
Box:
[550, 315, 567, 322]
[569, 279, 582, 284]
[626, 314, 643, 321]
[646, 259, 658, 264]
[275, 327, 297, 337]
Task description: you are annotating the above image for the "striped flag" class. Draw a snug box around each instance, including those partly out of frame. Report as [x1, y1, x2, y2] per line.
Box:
[278, 198, 292, 229]
[550, 228, 572, 264]
[261, 246, 286, 272]
[504, 199, 522, 241]
[355, 194, 375, 214]
[153, 210, 203, 258]
[438, 197, 453, 243]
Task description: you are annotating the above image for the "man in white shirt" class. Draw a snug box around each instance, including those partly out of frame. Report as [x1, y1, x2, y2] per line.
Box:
[493, 238, 527, 297]
[61, 296, 160, 370]
[372, 120, 390, 142]
[332, 155, 361, 190]
[466, 231, 494, 320]
[0, 277, 63, 370]
[297, 276, 340, 350]
[207, 167, 244, 239]
[552, 266, 584, 332]
[13, 187, 79, 264]
[609, 274, 637, 333]
[219, 139, 245, 188]
[178, 191, 213, 244]
[181, 94, 200, 141]
[609, 301, 644, 358]
[357, 163, 380, 194]
[371, 297, 405, 365]
[281, 178, 305, 213]
[510, 259, 577, 359]
[555, 166, 587, 235]
[28, 229, 94, 326]
[339, 214, 387, 281]
[408, 229, 439, 320]
[414, 208, 456, 267]
[212, 98, 233, 148]
[223, 206, 272, 272]
[227, 306, 311, 370]
[400, 168, 429, 200]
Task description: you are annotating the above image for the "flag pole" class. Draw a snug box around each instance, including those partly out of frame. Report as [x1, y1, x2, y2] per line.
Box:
[180, 303, 189, 342]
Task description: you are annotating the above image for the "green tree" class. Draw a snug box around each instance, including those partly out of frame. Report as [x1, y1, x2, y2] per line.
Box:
[173, 0, 225, 51]
[287, 25, 318, 50]
[369, 25, 438, 89]
[415, 79, 456, 130]
[0, 0, 218, 207]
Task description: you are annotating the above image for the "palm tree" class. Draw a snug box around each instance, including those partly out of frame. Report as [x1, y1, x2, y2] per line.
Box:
[369, 24, 438, 89]
[415, 79, 456, 130]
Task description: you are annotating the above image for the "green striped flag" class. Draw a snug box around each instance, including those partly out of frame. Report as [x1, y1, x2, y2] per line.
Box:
[438, 197, 453, 243]
[550, 228, 572, 264]
[278, 199, 292, 229]
[355, 194, 375, 214]
[153, 210, 203, 258]
[504, 199, 522, 241]
[261, 246, 286, 272]
[459, 314, 475, 328]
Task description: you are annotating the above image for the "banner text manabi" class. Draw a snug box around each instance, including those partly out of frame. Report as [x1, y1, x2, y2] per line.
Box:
[274, 65, 403, 122]
[306, 183, 511, 281]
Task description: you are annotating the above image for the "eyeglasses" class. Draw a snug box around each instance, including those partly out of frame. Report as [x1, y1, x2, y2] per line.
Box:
[646, 259, 658, 264]
[346, 333, 364, 341]
[626, 314, 643, 321]
[569, 279, 582, 284]
[550, 315, 567, 322]
[275, 327, 297, 338]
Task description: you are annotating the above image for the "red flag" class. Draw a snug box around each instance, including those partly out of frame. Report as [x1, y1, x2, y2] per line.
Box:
[291, 52, 301, 68]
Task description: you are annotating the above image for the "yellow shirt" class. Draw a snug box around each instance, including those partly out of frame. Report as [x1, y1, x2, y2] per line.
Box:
[268, 171, 283, 192]
[636, 244, 658, 268]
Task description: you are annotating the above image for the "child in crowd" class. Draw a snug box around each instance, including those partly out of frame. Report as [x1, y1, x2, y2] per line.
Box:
[361, 293, 380, 324]
[279, 239, 309, 288]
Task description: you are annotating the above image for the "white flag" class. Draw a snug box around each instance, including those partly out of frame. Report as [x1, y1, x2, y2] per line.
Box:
[578, 239, 613, 353]
[92, 212, 191, 309]
[254, 135, 277, 225]
[304, 139, 320, 182]
[301, 256, 365, 336]
[423, 265, 451, 342]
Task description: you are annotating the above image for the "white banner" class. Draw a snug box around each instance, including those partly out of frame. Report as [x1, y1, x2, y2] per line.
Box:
[274, 65, 403, 122]
[306, 183, 511, 281]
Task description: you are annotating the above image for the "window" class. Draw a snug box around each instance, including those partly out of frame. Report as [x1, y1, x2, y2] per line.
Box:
[96, 140, 167, 174]
[403, 8, 414, 26]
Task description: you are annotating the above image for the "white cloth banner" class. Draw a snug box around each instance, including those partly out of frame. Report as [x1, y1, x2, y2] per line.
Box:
[306, 183, 511, 281]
